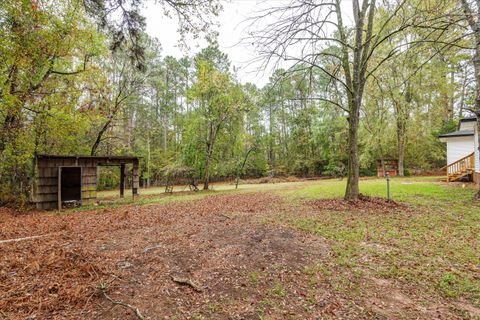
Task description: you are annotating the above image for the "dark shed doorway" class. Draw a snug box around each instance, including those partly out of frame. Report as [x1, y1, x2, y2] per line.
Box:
[60, 167, 82, 203]
[35, 155, 140, 210]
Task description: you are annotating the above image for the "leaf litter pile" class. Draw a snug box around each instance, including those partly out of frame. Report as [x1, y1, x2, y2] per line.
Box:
[306, 194, 412, 214]
[0, 192, 476, 319]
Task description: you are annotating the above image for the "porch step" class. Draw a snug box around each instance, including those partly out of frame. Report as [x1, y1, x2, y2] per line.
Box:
[448, 170, 474, 182]
[447, 153, 475, 182]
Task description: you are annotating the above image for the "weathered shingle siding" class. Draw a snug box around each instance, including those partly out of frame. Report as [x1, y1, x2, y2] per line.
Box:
[34, 155, 139, 210]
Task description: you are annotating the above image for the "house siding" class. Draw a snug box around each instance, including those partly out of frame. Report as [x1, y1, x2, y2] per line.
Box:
[460, 120, 476, 131]
[446, 136, 475, 166]
[475, 128, 479, 173]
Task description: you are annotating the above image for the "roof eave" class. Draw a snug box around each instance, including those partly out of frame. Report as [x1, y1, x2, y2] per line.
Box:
[438, 133, 474, 139]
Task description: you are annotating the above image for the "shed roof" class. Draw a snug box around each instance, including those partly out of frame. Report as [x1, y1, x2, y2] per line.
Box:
[438, 130, 474, 138]
[460, 116, 477, 122]
[36, 154, 139, 161]
[376, 158, 398, 163]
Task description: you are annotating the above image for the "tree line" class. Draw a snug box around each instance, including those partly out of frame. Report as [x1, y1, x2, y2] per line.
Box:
[1, 0, 479, 204]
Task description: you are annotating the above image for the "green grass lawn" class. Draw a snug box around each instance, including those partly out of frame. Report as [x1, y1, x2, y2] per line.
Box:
[277, 177, 480, 310]
[98, 175, 476, 203]
[93, 176, 479, 214]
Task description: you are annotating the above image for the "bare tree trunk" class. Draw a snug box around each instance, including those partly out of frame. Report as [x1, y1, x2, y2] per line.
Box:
[345, 99, 360, 200]
[147, 134, 151, 188]
[448, 67, 455, 121]
[342, 0, 372, 200]
[268, 103, 275, 176]
[474, 60, 480, 195]
[0, 114, 20, 154]
[203, 146, 212, 190]
[280, 101, 288, 158]
[394, 100, 407, 177]
[164, 70, 169, 156]
[398, 138, 405, 177]
[203, 123, 219, 190]
[338, 0, 374, 201]
[0, 67, 22, 154]
[163, 114, 168, 155]
[473, 15, 480, 195]
[459, 67, 468, 118]
[460, 0, 480, 196]
[477, 120, 480, 193]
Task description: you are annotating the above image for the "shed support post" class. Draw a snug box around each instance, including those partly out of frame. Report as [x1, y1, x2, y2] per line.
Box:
[57, 167, 62, 211]
[132, 160, 139, 199]
[120, 164, 126, 198]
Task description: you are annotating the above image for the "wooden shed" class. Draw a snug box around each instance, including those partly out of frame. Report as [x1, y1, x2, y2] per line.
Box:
[376, 158, 398, 178]
[33, 155, 139, 210]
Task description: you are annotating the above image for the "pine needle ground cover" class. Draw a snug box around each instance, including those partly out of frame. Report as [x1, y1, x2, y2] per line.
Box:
[0, 177, 479, 319]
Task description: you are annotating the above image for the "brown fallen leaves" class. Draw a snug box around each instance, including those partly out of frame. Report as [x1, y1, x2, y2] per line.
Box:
[306, 194, 411, 214]
[0, 192, 470, 320]
[0, 243, 104, 317]
[0, 193, 285, 319]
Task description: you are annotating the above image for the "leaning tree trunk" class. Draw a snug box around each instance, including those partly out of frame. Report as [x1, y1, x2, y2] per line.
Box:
[235, 147, 256, 189]
[91, 119, 112, 156]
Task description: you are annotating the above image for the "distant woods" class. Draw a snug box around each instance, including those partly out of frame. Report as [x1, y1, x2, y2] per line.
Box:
[246, 0, 475, 199]
[0, 0, 477, 204]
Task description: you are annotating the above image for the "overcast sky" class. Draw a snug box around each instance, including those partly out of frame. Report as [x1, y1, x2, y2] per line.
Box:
[142, 1, 269, 85]
[142, 1, 354, 87]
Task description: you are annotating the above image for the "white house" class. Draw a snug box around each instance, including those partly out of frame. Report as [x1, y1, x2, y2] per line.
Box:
[439, 117, 479, 183]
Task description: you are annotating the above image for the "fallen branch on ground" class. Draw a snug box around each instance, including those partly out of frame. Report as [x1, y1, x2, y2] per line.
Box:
[143, 244, 163, 253]
[98, 284, 145, 320]
[0, 233, 59, 245]
[217, 213, 233, 219]
[171, 275, 203, 292]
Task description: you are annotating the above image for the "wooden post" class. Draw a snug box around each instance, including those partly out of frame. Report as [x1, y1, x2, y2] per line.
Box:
[57, 167, 62, 210]
[386, 172, 391, 201]
[32, 156, 37, 205]
[132, 160, 139, 199]
[120, 163, 126, 198]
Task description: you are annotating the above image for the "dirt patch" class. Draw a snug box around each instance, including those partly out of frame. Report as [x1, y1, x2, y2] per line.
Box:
[125, 219, 342, 319]
[306, 194, 412, 214]
[360, 277, 478, 320]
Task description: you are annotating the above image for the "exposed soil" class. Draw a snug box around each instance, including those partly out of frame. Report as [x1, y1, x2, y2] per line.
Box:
[0, 192, 475, 319]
